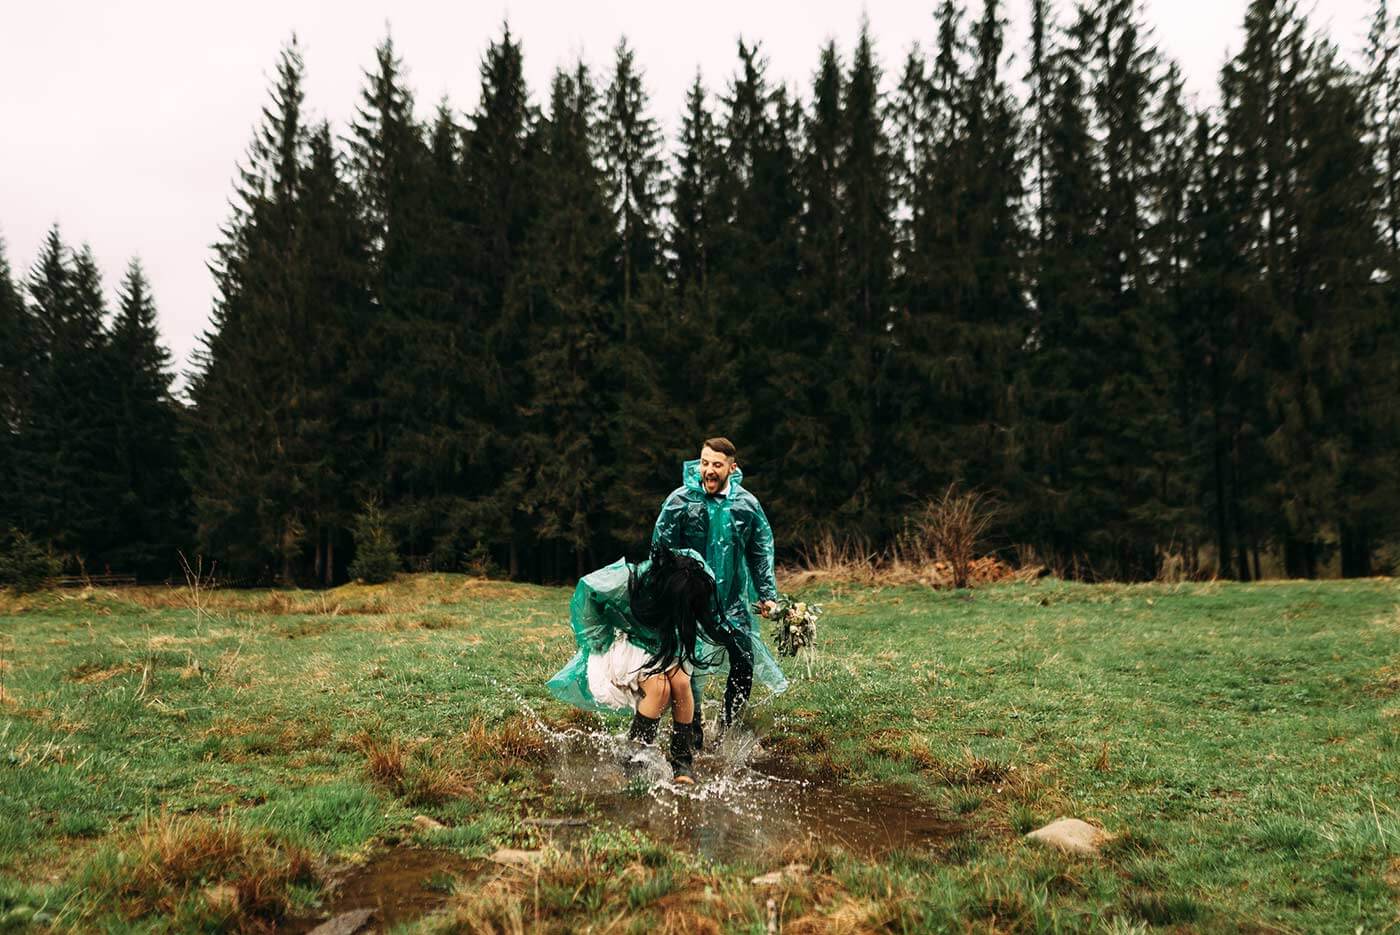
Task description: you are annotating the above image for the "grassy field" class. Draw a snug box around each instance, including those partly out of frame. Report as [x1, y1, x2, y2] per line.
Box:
[0, 573, 1397, 933]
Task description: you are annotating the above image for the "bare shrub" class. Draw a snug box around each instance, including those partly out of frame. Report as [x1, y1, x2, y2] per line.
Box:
[909, 485, 1001, 589]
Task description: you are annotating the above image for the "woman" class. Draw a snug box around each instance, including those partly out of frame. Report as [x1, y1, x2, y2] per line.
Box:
[546, 546, 726, 783]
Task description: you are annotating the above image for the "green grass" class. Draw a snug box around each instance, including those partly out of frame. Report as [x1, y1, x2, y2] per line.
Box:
[1, 574, 1397, 932]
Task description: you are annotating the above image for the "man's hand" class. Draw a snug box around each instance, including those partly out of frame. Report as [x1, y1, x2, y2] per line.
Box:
[758, 600, 778, 618]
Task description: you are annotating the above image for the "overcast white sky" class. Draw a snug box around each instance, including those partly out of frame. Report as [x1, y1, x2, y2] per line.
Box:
[0, 0, 1378, 382]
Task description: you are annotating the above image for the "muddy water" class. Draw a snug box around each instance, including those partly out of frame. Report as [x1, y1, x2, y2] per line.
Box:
[544, 731, 959, 862]
[283, 849, 478, 934]
[283, 728, 954, 931]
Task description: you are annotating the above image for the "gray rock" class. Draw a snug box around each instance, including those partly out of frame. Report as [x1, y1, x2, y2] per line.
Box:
[411, 815, 445, 832]
[1025, 818, 1113, 856]
[307, 909, 376, 935]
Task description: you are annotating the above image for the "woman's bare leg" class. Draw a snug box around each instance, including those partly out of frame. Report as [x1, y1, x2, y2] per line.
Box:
[667, 668, 694, 724]
[636, 673, 671, 720]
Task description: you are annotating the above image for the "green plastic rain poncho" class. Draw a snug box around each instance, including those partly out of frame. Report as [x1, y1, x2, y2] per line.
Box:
[545, 548, 715, 714]
[651, 460, 788, 700]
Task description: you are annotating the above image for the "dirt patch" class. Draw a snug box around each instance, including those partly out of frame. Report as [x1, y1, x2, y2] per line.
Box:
[284, 849, 479, 933]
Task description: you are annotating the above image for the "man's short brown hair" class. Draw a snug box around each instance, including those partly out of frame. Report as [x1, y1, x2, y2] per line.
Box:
[702, 437, 737, 460]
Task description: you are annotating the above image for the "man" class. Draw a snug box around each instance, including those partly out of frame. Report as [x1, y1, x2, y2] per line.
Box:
[652, 437, 788, 748]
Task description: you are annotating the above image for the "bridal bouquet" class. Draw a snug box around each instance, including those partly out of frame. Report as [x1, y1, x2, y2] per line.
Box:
[758, 593, 822, 657]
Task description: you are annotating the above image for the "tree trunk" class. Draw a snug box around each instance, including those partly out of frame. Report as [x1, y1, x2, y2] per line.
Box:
[1340, 524, 1371, 578]
[1212, 418, 1232, 578]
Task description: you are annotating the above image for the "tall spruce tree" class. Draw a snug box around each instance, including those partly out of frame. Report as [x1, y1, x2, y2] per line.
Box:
[792, 42, 848, 538]
[598, 41, 683, 552]
[190, 38, 311, 582]
[348, 34, 447, 570]
[19, 232, 122, 566]
[1084, 0, 1176, 577]
[1146, 65, 1210, 574]
[107, 260, 188, 576]
[834, 22, 898, 537]
[509, 63, 619, 577]
[1187, 111, 1251, 578]
[1019, 10, 1108, 571]
[1360, 0, 1400, 573]
[716, 41, 808, 537]
[1218, 0, 1356, 577]
[0, 238, 31, 531]
[669, 73, 725, 306]
[464, 23, 539, 576]
[662, 73, 731, 483]
[890, 1, 964, 515]
[1274, 45, 1389, 576]
[298, 122, 373, 583]
[602, 38, 665, 312]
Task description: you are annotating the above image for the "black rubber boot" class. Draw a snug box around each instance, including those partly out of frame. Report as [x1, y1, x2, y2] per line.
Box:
[627, 712, 660, 745]
[721, 655, 754, 730]
[624, 712, 660, 779]
[717, 627, 755, 731]
[693, 709, 704, 752]
[669, 721, 695, 784]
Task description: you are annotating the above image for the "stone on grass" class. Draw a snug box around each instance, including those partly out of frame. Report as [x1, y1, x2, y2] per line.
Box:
[490, 848, 545, 868]
[751, 863, 810, 886]
[411, 815, 445, 832]
[307, 908, 376, 935]
[1024, 818, 1113, 856]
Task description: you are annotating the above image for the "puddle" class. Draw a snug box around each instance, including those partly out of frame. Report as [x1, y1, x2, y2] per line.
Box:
[542, 730, 959, 862]
[284, 849, 478, 933]
[416, 673, 957, 862]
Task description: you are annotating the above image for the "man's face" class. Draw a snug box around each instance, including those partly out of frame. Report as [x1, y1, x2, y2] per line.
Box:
[699, 446, 735, 495]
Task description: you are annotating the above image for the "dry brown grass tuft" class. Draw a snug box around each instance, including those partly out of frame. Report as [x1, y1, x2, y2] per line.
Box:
[83, 813, 314, 924]
[117, 574, 514, 618]
[459, 716, 552, 764]
[405, 759, 474, 806]
[657, 909, 724, 935]
[781, 532, 880, 589]
[354, 731, 410, 794]
[781, 528, 1037, 591]
[352, 731, 480, 803]
[68, 662, 136, 684]
[1372, 664, 1400, 698]
[787, 896, 883, 935]
[921, 748, 1011, 787]
[438, 881, 530, 933]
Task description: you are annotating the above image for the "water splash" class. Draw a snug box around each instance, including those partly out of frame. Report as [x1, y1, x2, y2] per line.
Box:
[455, 660, 955, 860]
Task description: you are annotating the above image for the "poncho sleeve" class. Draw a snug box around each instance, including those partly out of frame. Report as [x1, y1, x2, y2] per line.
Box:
[652, 491, 686, 550]
[569, 559, 636, 652]
[745, 500, 779, 603]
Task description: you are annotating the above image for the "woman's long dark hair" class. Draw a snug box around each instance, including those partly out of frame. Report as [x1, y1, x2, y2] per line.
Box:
[627, 546, 726, 677]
